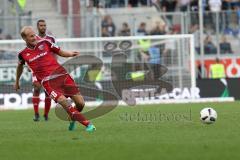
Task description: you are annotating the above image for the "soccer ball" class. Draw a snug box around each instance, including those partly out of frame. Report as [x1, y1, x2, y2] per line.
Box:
[200, 108, 217, 124]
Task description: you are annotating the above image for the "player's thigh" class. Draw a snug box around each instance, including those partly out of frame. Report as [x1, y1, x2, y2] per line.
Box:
[42, 79, 63, 102]
[33, 81, 41, 89]
[32, 82, 42, 96]
[32, 73, 41, 91]
[63, 74, 80, 97]
[32, 74, 41, 87]
[57, 95, 69, 110]
[63, 75, 84, 110]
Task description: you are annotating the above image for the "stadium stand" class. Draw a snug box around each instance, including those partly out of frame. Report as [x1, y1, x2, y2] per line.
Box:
[0, 0, 240, 77]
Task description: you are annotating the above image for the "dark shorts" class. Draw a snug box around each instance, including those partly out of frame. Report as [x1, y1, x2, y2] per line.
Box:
[42, 74, 80, 102]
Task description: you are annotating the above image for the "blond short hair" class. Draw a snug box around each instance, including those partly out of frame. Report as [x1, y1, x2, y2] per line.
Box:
[20, 26, 34, 39]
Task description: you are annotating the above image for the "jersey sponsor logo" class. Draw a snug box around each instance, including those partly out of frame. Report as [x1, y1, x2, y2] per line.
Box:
[28, 51, 47, 62]
[26, 53, 30, 56]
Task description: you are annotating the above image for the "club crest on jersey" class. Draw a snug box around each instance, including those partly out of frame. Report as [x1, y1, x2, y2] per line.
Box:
[38, 44, 44, 51]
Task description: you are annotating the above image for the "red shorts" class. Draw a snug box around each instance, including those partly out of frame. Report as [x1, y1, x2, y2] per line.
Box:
[32, 73, 40, 84]
[42, 74, 80, 102]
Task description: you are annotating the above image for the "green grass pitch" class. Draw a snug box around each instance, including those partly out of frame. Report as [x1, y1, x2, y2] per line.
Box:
[0, 102, 239, 160]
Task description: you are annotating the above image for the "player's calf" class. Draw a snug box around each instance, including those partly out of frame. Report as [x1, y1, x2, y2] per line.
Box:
[71, 94, 85, 112]
[57, 95, 94, 131]
[44, 93, 51, 121]
[32, 82, 41, 121]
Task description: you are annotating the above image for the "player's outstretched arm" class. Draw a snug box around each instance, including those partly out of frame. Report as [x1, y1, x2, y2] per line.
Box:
[14, 64, 24, 91]
[58, 50, 80, 57]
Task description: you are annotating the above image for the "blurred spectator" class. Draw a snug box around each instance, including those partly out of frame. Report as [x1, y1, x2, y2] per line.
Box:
[139, 0, 148, 6]
[128, 0, 138, 7]
[190, 0, 199, 25]
[128, 0, 148, 7]
[222, 0, 231, 10]
[118, 22, 131, 36]
[150, 22, 166, 35]
[138, 39, 151, 63]
[189, 24, 200, 54]
[5, 34, 13, 40]
[230, 0, 240, 8]
[161, 0, 177, 12]
[229, 1, 240, 30]
[171, 24, 181, 34]
[190, 0, 198, 11]
[101, 15, 116, 36]
[17, 0, 26, 11]
[204, 35, 217, 54]
[0, 28, 4, 40]
[102, 27, 111, 37]
[148, 47, 161, 79]
[222, 0, 232, 30]
[197, 64, 203, 79]
[83, 0, 240, 9]
[87, 0, 101, 8]
[209, 58, 226, 79]
[162, 35, 176, 66]
[105, 0, 125, 8]
[151, 0, 161, 10]
[149, 22, 168, 58]
[161, 0, 177, 25]
[220, 36, 233, 54]
[208, 0, 222, 32]
[101, 15, 108, 26]
[208, 0, 222, 12]
[234, 4, 240, 27]
[136, 22, 148, 35]
[178, 0, 190, 12]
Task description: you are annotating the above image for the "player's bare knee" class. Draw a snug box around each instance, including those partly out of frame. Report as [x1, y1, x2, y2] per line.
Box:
[57, 96, 67, 103]
[33, 86, 41, 96]
[75, 101, 85, 112]
[33, 86, 40, 92]
[33, 83, 41, 92]
[33, 82, 41, 88]
[71, 94, 85, 111]
[57, 96, 69, 110]
[74, 96, 85, 111]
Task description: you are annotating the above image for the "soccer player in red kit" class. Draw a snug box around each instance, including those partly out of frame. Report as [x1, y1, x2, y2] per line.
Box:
[14, 26, 96, 132]
[32, 19, 56, 121]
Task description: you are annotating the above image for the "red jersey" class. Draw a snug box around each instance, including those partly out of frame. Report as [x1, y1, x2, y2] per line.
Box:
[36, 34, 56, 43]
[36, 34, 57, 58]
[18, 40, 67, 83]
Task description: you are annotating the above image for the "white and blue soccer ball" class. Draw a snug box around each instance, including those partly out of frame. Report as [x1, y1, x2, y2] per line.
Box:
[200, 108, 217, 124]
